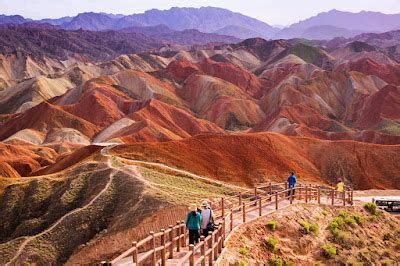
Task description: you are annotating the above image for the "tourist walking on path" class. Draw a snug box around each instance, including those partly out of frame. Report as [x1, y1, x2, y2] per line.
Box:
[287, 172, 297, 198]
[186, 204, 202, 245]
[200, 200, 214, 237]
[337, 178, 344, 201]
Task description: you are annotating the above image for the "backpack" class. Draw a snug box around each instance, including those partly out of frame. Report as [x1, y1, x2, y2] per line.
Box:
[206, 209, 216, 231]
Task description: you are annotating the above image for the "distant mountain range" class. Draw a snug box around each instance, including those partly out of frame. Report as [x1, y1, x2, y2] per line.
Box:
[1, 7, 400, 40]
[0, 24, 238, 61]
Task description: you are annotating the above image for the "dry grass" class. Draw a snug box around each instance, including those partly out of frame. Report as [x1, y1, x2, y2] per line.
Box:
[220, 203, 400, 265]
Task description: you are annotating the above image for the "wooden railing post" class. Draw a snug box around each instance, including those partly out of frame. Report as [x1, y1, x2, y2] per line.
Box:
[238, 192, 242, 208]
[275, 192, 278, 210]
[254, 187, 258, 198]
[230, 209, 233, 231]
[221, 197, 225, 217]
[168, 225, 174, 259]
[305, 185, 308, 203]
[285, 182, 288, 190]
[331, 189, 335, 205]
[218, 226, 223, 253]
[176, 222, 181, 252]
[222, 217, 226, 244]
[317, 187, 321, 204]
[161, 229, 166, 266]
[242, 203, 246, 223]
[132, 241, 138, 264]
[350, 189, 354, 205]
[342, 189, 346, 206]
[289, 188, 293, 204]
[181, 221, 186, 247]
[189, 244, 195, 266]
[150, 231, 156, 266]
[259, 198, 262, 216]
[214, 230, 219, 260]
[208, 233, 214, 265]
[269, 182, 273, 195]
[200, 236, 206, 266]
[298, 187, 302, 200]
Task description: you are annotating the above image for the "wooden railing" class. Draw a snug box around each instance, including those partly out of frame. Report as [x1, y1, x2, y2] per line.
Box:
[106, 183, 353, 266]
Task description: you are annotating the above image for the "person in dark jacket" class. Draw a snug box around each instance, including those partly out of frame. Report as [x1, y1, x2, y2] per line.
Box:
[287, 172, 297, 198]
[185, 204, 202, 245]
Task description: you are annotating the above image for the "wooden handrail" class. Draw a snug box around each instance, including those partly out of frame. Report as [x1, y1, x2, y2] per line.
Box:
[108, 183, 354, 265]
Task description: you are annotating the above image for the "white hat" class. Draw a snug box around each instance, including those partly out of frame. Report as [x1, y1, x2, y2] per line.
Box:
[201, 200, 209, 207]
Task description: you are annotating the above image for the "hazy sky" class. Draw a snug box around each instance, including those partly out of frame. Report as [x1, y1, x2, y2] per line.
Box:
[1, 0, 400, 25]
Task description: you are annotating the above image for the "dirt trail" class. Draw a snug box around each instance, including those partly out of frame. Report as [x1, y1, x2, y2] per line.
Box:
[6, 160, 116, 265]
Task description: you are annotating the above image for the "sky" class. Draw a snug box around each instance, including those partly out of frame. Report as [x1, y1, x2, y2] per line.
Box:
[1, 0, 400, 25]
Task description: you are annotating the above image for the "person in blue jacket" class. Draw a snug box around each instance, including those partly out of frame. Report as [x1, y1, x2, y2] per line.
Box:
[185, 204, 202, 245]
[287, 172, 297, 198]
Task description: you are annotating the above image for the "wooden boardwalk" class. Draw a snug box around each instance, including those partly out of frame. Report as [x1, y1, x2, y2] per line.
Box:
[106, 183, 353, 266]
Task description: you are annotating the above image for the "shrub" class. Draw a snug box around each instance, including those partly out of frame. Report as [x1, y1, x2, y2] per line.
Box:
[268, 256, 283, 266]
[321, 243, 337, 258]
[329, 216, 345, 235]
[352, 214, 364, 225]
[321, 209, 329, 216]
[265, 237, 279, 253]
[363, 202, 378, 215]
[237, 259, 247, 266]
[266, 220, 278, 231]
[298, 220, 319, 235]
[239, 247, 249, 256]
[344, 216, 357, 228]
[338, 211, 348, 218]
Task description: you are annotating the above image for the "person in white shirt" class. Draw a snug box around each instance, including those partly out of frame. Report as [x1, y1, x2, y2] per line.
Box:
[200, 200, 213, 237]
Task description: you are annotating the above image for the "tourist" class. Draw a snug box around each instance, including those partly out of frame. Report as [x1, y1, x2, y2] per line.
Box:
[287, 172, 297, 197]
[185, 204, 202, 245]
[200, 200, 214, 237]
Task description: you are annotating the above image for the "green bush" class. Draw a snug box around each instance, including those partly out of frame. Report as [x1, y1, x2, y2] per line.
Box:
[237, 259, 247, 266]
[329, 216, 345, 235]
[265, 237, 279, 253]
[268, 256, 283, 266]
[298, 220, 319, 235]
[266, 220, 278, 231]
[239, 247, 249, 256]
[321, 209, 329, 216]
[363, 202, 378, 215]
[321, 243, 337, 258]
[352, 214, 364, 225]
[344, 216, 357, 228]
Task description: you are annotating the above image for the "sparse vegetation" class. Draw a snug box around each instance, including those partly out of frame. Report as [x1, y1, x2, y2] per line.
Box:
[239, 247, 249, 256]
[268, 256, 283, 266]
[298, 220, 319, 235]
[321, 243, 336, 258]
[265, 237, 279, 253]
[321, 209, 329, 216]
[266, 220, 278, 231]
[237, 259, 247, 266]
[352, 214, 364, 225]
[363, 202, 378, 215]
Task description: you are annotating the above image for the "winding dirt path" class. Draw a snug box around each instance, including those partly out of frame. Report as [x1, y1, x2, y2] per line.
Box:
[6, 163, 116, 265]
